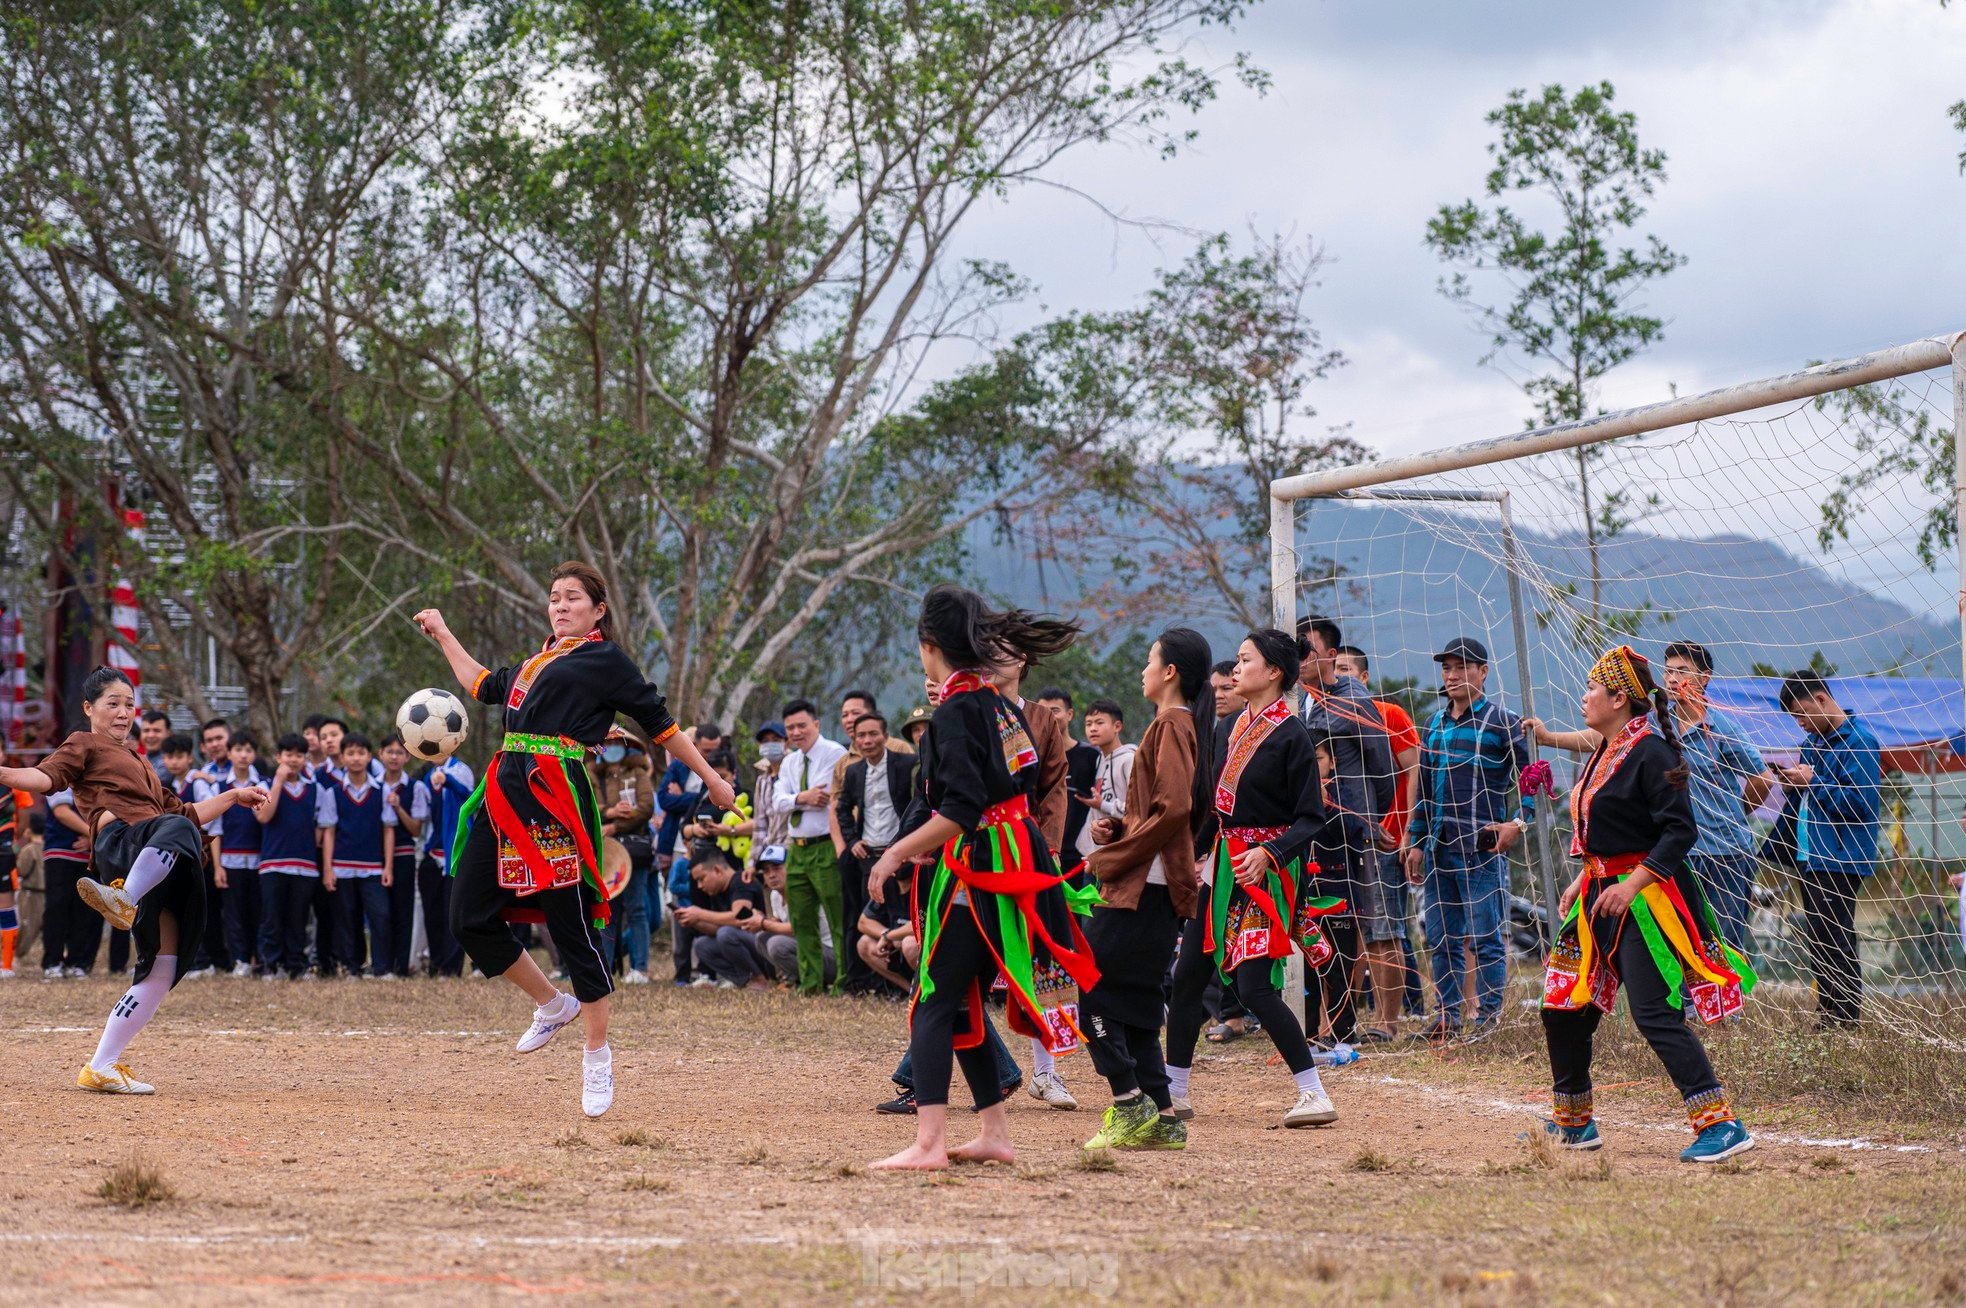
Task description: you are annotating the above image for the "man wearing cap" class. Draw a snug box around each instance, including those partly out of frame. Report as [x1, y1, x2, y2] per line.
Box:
[1399, 636, 1538, 1043]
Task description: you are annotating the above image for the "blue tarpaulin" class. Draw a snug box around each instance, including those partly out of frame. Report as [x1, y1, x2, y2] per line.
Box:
[1703, 677, 1966, 761]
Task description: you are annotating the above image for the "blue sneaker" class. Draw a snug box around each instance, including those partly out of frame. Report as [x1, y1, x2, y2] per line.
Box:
[1680, 1120, 1754, 1163]
[1542, 1119, 1602, 1151]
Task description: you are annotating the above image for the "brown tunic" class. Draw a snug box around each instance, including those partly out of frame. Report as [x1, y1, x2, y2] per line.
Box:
[1022, 697, 1069, 857]
[37, 731, 188, 833]
[1085, 706, 1199, 917]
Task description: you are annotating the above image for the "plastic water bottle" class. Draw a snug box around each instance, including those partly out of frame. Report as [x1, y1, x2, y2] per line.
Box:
[1313, 1042, 1360, 1068]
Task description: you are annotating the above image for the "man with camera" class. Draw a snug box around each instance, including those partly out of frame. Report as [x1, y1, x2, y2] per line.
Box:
[1398, 636, 1538, 1045]
[672, 840, 771, 989]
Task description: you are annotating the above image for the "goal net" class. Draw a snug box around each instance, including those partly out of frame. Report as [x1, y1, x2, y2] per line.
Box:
[1273, 336, 1966, 1049]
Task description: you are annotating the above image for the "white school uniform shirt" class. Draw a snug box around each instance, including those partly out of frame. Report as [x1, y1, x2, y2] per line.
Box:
[261, 779, 339, 876]
[380, 771, 432, 848]
[771, 736, 849, 840]
[330, 775, 393, 879]
[171, 772, 222, 839]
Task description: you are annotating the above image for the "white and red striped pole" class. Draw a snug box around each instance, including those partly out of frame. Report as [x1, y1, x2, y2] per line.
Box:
[107, 505, 144, 696]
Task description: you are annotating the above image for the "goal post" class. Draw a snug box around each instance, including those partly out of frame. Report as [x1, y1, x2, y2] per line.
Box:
[1269, 331, 1966, 1045]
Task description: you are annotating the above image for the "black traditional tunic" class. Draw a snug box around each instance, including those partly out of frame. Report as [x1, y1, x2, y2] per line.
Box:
[913, 673, 1098, 1052]
[1202, 697, 1341, 987]
[456, 631, 677, 925]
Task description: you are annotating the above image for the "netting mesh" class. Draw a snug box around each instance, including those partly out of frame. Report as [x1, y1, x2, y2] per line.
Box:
[1289, 365, 1965, 1048]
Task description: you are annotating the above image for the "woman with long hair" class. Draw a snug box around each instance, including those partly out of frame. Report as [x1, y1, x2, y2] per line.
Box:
[1166, 629, 1342, 1129]
[866, 584, 1093, 1170]
[1542, 645, 1755, 1162]
[0, 667, 267, 1093]
[1077, 627, 1214, 1151]
[413, 561, 734, 1118]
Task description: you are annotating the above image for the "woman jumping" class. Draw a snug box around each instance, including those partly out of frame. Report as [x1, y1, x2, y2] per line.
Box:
[0, 667, 266, 1093]
[413, 561, 733, 1117]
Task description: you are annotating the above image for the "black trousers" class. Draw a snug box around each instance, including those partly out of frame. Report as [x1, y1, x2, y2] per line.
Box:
[40, 858, 100, 971]
[418, 854, 464, 976]
[1081, 884, 1179, 1110]
[309, 879, 338, 974]
[221, 864, 261, 969]
[1164, 905, 1315, 1076]
[448, 816, 613, 1003]
[1542, 909, 1722, 1106]
[195, 858, 232, 972]
[1798, 869, 1864, 1024]
[839, 847, 882, 989]
[1310, 914, 1361, 1045]
[258, 872, 317, 977]
[333, 876, 391, 977]
[383, 854, 417, 974]
[906, 909, 1007, 1111]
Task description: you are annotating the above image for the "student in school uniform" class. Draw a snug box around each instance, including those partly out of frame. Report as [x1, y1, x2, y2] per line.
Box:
[215, 731, 266, 975]
[418, 752, 473, 976]
[38, 789, 95, 977]
[328, 733, 393, 979]
[159, 733, 230, 978]
[256, 733, 338, 981]
[377, 733, 428, 978]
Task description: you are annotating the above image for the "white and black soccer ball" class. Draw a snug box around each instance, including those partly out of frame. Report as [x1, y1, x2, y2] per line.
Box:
[397, 687, 470, 760]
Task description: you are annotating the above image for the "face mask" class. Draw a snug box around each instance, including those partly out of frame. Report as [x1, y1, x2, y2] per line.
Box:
[601, 744, 627, 764]
[759, 741, 785, 762]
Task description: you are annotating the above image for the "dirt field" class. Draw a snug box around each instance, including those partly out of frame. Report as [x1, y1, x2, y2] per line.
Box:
[3, 974, 1963, 1306]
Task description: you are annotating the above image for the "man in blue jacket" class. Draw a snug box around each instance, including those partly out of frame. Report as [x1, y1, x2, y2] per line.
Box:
[1776, 671, 1881, 1029]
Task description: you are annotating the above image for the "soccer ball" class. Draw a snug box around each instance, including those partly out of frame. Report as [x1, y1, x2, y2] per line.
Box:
[397, 687, 470, 760]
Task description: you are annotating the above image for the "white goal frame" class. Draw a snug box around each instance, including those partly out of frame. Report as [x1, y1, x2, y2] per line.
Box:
[1267, 331, 1966, 938]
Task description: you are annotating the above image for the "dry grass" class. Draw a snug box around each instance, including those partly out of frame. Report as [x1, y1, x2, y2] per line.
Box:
[1347, 1145, 1397, 1173]
[94, 1154, 175, 1208]
[1074, 1149, 1120, 1172]
[549, 1129, 590, 1149]
[620, 1173, 670, 1193]
[613, 1127, 667, 1149]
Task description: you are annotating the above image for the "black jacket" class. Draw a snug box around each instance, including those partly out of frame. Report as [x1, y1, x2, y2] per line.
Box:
[836, 750, 920, 849]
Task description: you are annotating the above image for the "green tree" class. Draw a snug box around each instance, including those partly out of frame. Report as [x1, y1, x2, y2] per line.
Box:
[1426, 82, 1684, 638]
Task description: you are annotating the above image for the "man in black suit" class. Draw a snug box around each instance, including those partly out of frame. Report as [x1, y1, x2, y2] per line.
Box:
[835, 711, 919, 991]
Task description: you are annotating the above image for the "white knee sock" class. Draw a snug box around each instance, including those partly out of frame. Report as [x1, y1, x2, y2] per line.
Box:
[91, 955, 175, 1072]
[121, 846, 177, 904]
[1292, 1065, 1325, 1096]
[1167, 1064, 1191, 1098]
[1031, 1040, 1056, 1076]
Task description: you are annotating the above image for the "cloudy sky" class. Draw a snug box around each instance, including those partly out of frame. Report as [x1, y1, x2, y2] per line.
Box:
[950, 0, 1966, 613]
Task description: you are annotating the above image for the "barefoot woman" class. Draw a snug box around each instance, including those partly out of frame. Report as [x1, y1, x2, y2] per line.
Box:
[413, 562, 733, 1117]
[866, 585, 1094, 1170]
[0, 667, 267, 1093]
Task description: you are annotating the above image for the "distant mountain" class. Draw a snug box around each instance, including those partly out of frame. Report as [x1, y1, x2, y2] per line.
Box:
[963, 494, 1957, 712]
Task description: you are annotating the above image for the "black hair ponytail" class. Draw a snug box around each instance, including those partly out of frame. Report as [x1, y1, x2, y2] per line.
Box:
[917, 583, 1080, 670]
[1650, 687, 1690, 788]
[1156, 627, 1216, 839]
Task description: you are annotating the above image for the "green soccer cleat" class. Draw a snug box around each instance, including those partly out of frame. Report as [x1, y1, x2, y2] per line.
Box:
[1124, 1113, 1188, 1151]
[1082, 1098, 1156, 1151]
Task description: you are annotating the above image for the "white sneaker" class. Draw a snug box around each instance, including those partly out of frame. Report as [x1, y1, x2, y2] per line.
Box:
[516, 994, 581, 1054]
[0, 967, 13, 979]
[688, 974, 715, 988]
[1283, 1088, 1338, 1128]
[44, 966, 64, 980]
[76, 876, 138, 930]
[622, 970, 651, 986]
[581, 1053, 614, 1118]
[62, 966, 86, 978]
[1026, 1069, 1078, 1110]
[373, 972, 402, 982]
[181, 966, 216, 980]
[230, 962, 254, 978]
[1169, 1094, 1195, 1121]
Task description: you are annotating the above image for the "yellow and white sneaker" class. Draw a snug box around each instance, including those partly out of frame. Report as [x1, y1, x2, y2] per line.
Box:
[77, 877, 138, 931]
[78, 1062, 154, 1095]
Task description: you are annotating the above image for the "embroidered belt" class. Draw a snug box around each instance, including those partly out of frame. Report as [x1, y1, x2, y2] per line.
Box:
[1585, 851, 1646, 879]
[500, 732, 587, 760]
[1221, 823, 1287, 843]
[980, 795, 1032, 827]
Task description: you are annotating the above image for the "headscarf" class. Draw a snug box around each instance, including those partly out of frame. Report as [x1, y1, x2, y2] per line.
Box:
[1588, 644, 1650, 706]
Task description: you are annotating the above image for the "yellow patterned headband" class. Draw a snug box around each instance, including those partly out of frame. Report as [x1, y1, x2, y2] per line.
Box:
[1589, 645, 1649, 704]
